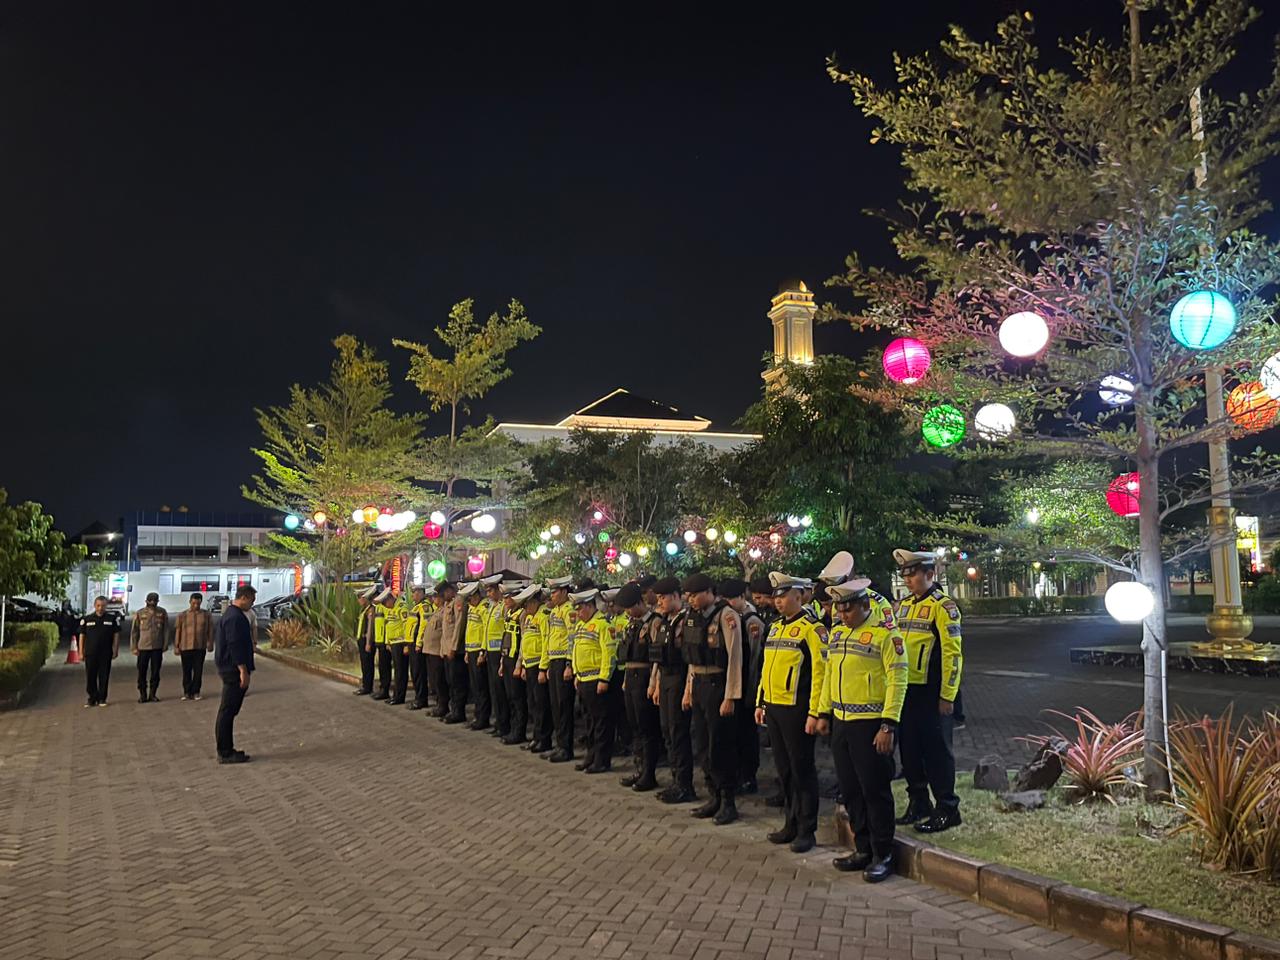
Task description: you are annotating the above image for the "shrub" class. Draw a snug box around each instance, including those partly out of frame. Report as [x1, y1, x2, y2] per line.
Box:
[1019, 707, 1144, 803]
[314, 635, 355, 661]
[268, 619, 309, 649]
[291, 584, 361, 644]
[0, 642, 48, 696]
[1169, 708, 1280, 879]
[11, 622, 59, 657]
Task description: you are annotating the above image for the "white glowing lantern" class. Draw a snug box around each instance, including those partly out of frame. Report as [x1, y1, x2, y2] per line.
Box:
[748, 547, 763, 560]
[429, 510, 447, 527]
[535, 544, 547, 557]
[722, 530, 737, 545]
[351, 508, 365, 524]
[800, 514, 813, 528]
[999, 311, 1050, 357]
[1099, 375, 1135, 406]
[637, 545, 650, 558]
[539, 530, 551, 542]
[619, 553, 633, 568]
[375, 513, 395, 532]
[683, 529, 697, 544]
[574, 532, 587, 545]
[705, 527, 719, 541]
[974, 403, 1016, 440]
[302, 563, 314, 588]
[411, 555, 423, 586]
[1025, 508, 1040, 525]
[471, 513, 497, 534]
[1104, 581, 1155, 624]
[549, 523, 562, 536]
[786, 515, 802, 528]
[1261, 352, 1280, 399]
[592, 510, 604, 522]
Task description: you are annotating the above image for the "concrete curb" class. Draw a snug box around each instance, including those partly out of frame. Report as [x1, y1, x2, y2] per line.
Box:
[255, 646, 360, 686]
[833, 810, 1280, 960]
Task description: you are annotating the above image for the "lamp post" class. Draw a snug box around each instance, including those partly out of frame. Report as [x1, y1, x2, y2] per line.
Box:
[1190, 86, 1255, 651]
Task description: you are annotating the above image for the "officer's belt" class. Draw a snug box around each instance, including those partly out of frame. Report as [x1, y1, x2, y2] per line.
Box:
[689, 665, 725, 676]
[624, 661, 650, 670]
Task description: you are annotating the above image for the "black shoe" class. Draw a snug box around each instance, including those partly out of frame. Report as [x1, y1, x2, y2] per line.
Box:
[789, 833, 815, 853]
[713, 801, 738, 826]
[764, 793, 786, 808]
[658, 786, 697, 804]
[632, 776, 658, 792]
[218, 753, 250, 764]
[864, 855, 896, 882]
[138, 694, 148, 703]
[833, 851, 873, 872]
[619, 774, 640, 788]
[85, 700, 97, 708]
[740, 778, 759, 795]
[585, 764, 611, 774]
[407, 703, 423, 710]
[387, 699, 405, 706]
[149, 694, 160, 702]
[767, 826, 797, 845]
[896, 806, 932, 826]
[530, 741, 552, 753]
[469, 721, 489, 731]
[574, 760, 590, 771]
[914, 809, 962, 834]
[487, 728, 504, 737]
[353, 689, 370, 695]
[548, 750, 573, 763]
[692, 797, 721, 819]
[443, 714, 466, 724]
[953, 720, 967, 730]
[233, 750, 250, 761]
[431, 708, 449, 718]
[372, 693, 389, 701]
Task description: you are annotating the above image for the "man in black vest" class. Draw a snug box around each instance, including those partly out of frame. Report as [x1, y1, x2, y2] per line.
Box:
[616, 583, 661, 792]
[650, 578, 696, 804]
[79, 596, 120, 707]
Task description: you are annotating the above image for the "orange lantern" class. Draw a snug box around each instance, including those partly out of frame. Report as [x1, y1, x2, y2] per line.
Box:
[1227, 382, 1279, 432]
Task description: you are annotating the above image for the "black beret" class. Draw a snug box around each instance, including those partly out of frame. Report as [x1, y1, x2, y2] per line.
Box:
[653, 577, 682, 596]
[749, 576, 773, 595]
[814, 584, 830, 602]
[682, 572, 714, 594]
[635, 574, 659, 590]
[575, 578, 597, 591]
[615, 584, 644, 608]
[435, 581, 454, 594]
[718, 578, 748, 599]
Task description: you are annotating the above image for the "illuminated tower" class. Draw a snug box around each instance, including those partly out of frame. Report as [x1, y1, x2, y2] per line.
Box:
[762, 279, 816, 390]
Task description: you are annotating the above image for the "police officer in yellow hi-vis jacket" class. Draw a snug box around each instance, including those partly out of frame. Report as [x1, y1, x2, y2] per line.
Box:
[755, 572, 827, 852]
[515, 584, 553, 752]
[568, 587, 618, 774]
[372, 588, 397, 700]
[892, 548, 964, 834]
[354, 585, 379, 696]
[480, 574, 509, 738]
[817, 579, 908, 882]
[499, 580, 529, 745]
[384, 590, 412, 705]
[460, 581, 489, 729]
[407, 586, 435, 711]
[539, 575, 576, 763]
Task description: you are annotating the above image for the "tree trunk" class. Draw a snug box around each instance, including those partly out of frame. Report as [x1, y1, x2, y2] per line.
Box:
[1135, 419, 1171, 797]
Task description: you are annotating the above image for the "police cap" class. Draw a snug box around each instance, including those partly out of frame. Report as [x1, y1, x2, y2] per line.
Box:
[681, 572, 714, 595]
[374, 587, 394, 603]
[635, 574, 658, 591]
[434, 581, 455, 595]
[819, 551, 854, 585]
[545, 575, 574, 590]
[828, 578, 872, 606]
[514, 584, 544, 604]
[359, 584, 379, 600]
[601, 588, 620, 603]
[768, 571, 812, 596]
[456, 581, 480, 598]
[569, 588, 600, 606]
[479, 574, 503, 588]
[894, 548, 937, 573]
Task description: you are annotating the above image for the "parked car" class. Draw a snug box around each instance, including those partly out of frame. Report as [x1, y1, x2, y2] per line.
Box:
[253, 594, 299, 622]
[4, 598, 58, 623]
[206, 595, 231, 615]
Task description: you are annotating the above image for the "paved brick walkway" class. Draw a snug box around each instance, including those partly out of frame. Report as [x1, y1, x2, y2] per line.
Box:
[0, 656, 1132, 960]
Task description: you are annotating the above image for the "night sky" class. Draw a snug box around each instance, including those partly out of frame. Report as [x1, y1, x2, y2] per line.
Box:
[3, 2, 1278, 534]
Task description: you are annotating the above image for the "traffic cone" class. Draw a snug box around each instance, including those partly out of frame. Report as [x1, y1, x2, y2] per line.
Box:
[65, 636, 82, 665]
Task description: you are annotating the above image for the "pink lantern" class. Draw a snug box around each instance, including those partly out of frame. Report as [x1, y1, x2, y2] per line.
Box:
[422, 521, 443, 540]
[1105, 473, 1140, 518]
[466, 554, 486, 575]
[882, 337, 931, 385]
[604, 547, 619, 560]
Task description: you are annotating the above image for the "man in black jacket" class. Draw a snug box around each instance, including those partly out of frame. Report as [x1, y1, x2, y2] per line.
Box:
[213, 585, 257, 764]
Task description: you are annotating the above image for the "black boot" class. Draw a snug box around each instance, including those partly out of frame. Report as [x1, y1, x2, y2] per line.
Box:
[692, 795, 721, 819]
[767, 825, 797, 845]
[864, 854, 896, 882]
[712, 796, 738, 826]
[632, 775, 658, 792]
[833, 850, 873, 872]
[788, 833, 814, 853]
[658, 785, 696, 804]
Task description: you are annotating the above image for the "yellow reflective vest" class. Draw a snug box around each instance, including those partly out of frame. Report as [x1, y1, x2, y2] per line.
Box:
[757, 611, 827, 716]
[521, 607, 548, 668]
[894, 586, 963, 701]
[464, 601, 485, 653]
[819, 619, 908, 722]
[411, 600, 435, 649]
[501, 607, 522, 660]
[484, 599, 506, 652]
[569, 612, 616, 682]
[539, 600, 573, 666]
[385, 603, 410, 646]
[372, 605, 389, 644]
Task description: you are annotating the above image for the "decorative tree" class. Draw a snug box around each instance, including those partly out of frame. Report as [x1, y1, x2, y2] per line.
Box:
[0, 491, 86, 646]
[826, 0, 1280, 794]
[244, 335, 423, 578]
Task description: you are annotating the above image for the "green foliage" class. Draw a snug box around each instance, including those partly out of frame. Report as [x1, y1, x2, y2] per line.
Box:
[1021, 708, 1145, 804]
[0, 490, 86, 601]
[289, 583, 361, 645]
[959, 595, 1105, 617]
[267, 619, 309, 649]
[84, 560, 117, 585]
[0, 641, 48, 696]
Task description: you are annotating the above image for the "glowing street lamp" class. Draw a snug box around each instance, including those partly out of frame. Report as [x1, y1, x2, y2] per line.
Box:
[1105, 581, 1155, 623]
[998, 311, 1049, 357]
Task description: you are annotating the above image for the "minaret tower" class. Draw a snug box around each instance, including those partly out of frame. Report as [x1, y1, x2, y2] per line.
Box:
[762, 279, 816, 390]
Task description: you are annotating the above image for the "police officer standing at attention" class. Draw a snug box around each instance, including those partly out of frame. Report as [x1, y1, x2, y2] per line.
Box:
[443, 580, 472, 724]
[616, 583, 660, 792]
[539, 575, 576, 763]
[407, 585, 433, 710]
[371, 587, 398, 701]
[460, 580, 489, 728]
[568, 586, 618, 774]
[817, 579, 908, 881]
[386, 590, 413, 706]
[80, 595, 120, 707]
[174, 592, 214, 701]
[681, 573, 743, 826]
[892, 548, 964, 833]
[649, 577, 695, 804]
[500, 580, 529, 745]
[354, 585, 379, 696]
[515, 584, 552, 752]
[424, 581, 456, 717]
[131, 592, 169, 703]
[719, 579, 764, 796]
[755, 573, 827, 853]
[480, 574, 509, 738]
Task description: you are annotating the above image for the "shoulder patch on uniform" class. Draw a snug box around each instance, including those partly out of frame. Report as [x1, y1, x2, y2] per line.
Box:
[942, 600, 960, 618]
[858, 631, 873, 644]
[892, 636, 904, 655]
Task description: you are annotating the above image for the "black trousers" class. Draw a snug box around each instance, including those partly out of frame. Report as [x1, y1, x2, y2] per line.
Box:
[467, 651, 490, 725]
[358, 638, 375, 694]
[215, 673, 246, 757]
[135, 649, 162, 696]
[375, 643, 392, 697]
[425, 653, 447, 711]
[899, 685, 959, 814]
[410, 650, 429, 707]
[546, 658, 574, 754]
[447, 653, 469, 719]
[487, 651, 509, 734]
[765, 701, 818, 836]
[624, 666, 662, 782]
[690, 672, 738, 799]
[180, 650, 207, 697]
[579, 673, 620, 770]
[83, 642, 112, 703]
[503, 656, 527, 739]
[389, 644, 410, 703]
[526, 665, 551, 745]
[832, 719, 896, 858]
[658, 668, 693, 790]
[736, 695, 759, 785]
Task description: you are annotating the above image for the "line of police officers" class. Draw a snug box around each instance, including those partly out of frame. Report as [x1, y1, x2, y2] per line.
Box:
[349, 547, 962, 883]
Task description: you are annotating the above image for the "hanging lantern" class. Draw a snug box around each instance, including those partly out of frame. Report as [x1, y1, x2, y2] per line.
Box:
[422, 522, 443, 540]
[471, 513, 497, 534]
[375, 512, 395, 532]
[769, 532, 782, 545]
[1170, 290, 1236, 350]
[1105, 472, 1141, 518]
[335, 526, 347, 537]
[549, 523, 562, 536]
[466, 554, 487, 575]
[604, 547, 619, 560]
[800, 514, 813, 528]
[427, 558, 446, 580]
[705, 527, 719, 541]
[974, 403, 1016, 440]
[381, 506, 393, 515]
[597, 530, 611, 544]
[683, 529, 697, 544]
[1099, 375, 1135, 405]
[362, 505, 379, 524]
[882, 337, 932, 384]
[311, 510, 327, 527]
[1105, 582, 1154, 623]
[966, 566, 978, 578]
[619, 552, 633, 568]
[786, 515, 801, 528]
[922, 404, 966, 448]
[722, 530, 737, 545]
[429, 510, 447, 526]
[1227, 382, 1279, 432]
[283, 514, 300, 531]
[748, 547, 763, 559]
[539, 530, 551, 541]
[592, 510, 604, 522]
[350, 508, 365, 524]
[574, 532, 587, 545]
[535, 544, 548, 557]
[1261, 352, 1280, 399]
[998, 311, 1050, 357]
[665, 541, 679, 556]
[637, 545, 650, 558]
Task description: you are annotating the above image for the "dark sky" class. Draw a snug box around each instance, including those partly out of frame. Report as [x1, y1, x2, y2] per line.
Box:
[3, 2, 1278, 534]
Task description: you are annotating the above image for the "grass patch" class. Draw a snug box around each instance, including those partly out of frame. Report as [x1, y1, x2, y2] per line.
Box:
[257, 642, 361, 679]
[901, 775, 1280, 937]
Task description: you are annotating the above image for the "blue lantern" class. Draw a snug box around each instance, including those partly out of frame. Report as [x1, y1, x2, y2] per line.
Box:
[284, 514, 301, 530]
[1170, 291, 1236, 350]
[664, 541, 679, 556]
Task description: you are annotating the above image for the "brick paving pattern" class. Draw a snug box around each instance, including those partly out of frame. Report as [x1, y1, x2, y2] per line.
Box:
[0, 653, 1137, 960]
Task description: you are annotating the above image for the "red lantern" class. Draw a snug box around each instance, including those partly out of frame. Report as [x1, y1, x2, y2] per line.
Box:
[422, 521, 443, 540]
[1227, 382, 1279, 432]
[882, 337, 931, 385]
[1106, 473, 1141, 518]
[604, 547, 619, 561]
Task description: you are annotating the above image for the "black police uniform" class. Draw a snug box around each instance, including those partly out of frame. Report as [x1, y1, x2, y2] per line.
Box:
[79, 610, 121, 705]
[683, 602, 740, 811]
[737, 607, 765, 789]
[650, 610, 694, 799]
[619, 611, 662, 788]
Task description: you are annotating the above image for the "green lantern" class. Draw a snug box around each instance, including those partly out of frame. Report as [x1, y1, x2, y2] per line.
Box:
[922, 404, 965, 448]
[597, 530, 611, 544]
[426, 559, 446, 580]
